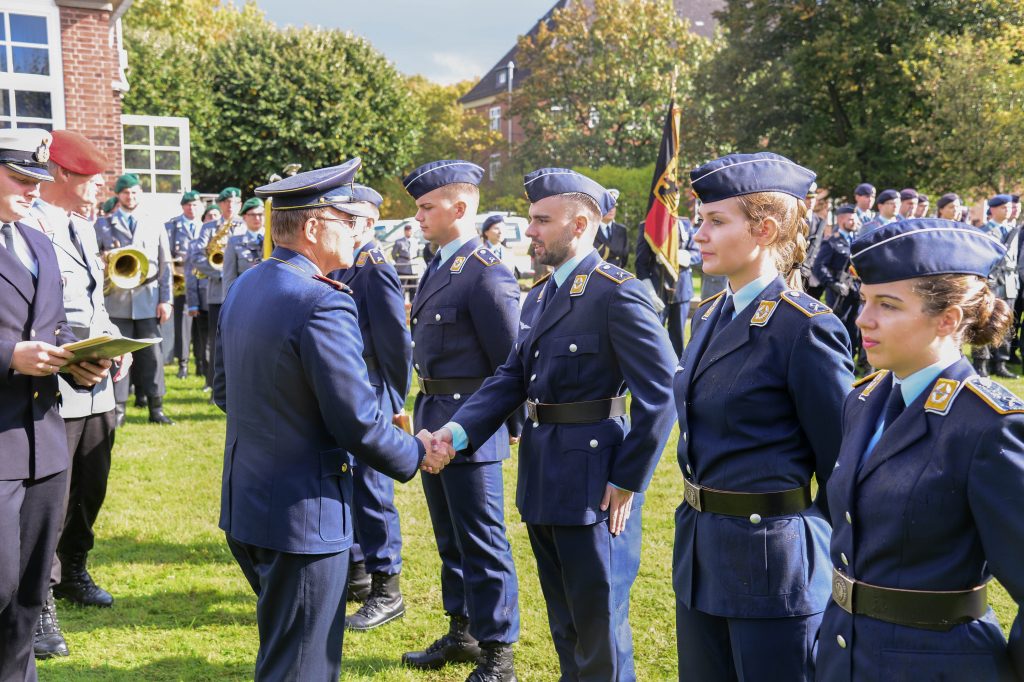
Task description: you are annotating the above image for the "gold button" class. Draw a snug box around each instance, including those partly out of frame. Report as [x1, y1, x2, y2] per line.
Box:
[841, 552, 849, 566]
[836, 635, 847, 649]
[55, 391, 60, 398]
[532, 421, 539, 428]
[341, 463, 348, 473]
[33, 391, 39, 399]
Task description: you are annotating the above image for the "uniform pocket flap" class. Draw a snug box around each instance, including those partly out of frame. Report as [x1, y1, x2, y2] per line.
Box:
[319, 448, 350, 477]
[425, 306, 457, 325]
[551, 333, 599, 356]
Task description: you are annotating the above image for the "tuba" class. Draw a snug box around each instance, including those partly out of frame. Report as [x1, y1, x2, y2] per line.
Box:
[103, 247, 149, 294]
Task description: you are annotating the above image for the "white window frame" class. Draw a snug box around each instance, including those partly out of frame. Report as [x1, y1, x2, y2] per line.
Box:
[121, 114, 192, 195]
[488, 153, 501, 182]
[489, 105, 501, 132]
[496, 70, 507, 87]
[0, 0, 66, 130]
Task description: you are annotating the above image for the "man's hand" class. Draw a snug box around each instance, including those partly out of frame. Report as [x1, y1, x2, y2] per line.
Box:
[187, 309, 199, 318]
[112, 352, 133, 382]
[415, 429, 454, 474]
[509, 436, 520, 445]
[64, 359, 112, 387]
[11, 341, 73, 376]
[600, 484, 635, 536]
[157, 302, 173, 324]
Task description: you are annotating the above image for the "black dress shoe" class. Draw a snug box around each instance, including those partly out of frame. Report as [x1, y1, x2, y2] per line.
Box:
[402, 614, 483, 670]
[34, 590, 69, 659]
[148, 396, 175, 425]
[134, 394, 148, 408]
[466, 642, 516, 682]
[994, 362, 1018, 379]
[176, 363, 189, 379]
[54, 552, 113, 607]
[347, 573, 405, 631]
[347, 560, 371, 603]
[974, 359, 991, 377]
[114, 403, 126, 428]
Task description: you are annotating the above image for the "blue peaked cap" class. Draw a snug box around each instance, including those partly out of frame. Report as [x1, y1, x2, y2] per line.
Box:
[689, 152, 815, 204]
[523, 168, 614, 214]
[255, 158, 369, 214]
[403, 160, 483, 200]
[851, 218, 1006, 284]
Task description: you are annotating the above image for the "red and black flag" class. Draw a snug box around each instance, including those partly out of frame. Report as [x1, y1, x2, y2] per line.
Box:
[643, 99, 682, 280]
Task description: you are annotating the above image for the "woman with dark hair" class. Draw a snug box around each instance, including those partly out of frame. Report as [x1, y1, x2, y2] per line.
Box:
[936, 193, 961, 220]
[817, 218, 1024, 681]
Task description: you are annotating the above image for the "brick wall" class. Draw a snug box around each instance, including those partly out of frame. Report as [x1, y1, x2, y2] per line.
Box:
[58, 5, 123, 185]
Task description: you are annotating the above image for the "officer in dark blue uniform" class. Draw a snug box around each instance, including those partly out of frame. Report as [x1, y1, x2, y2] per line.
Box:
[400, 160, 522, 681]
[325, 184, 411, 632]
[213, 158, 443, 681]
[438, 168, 677, 680]
[635, 215, 701, 358]
[819, 218, 1024, 681]
[813, 204, 863, 366]
[674, 152, 855, 682]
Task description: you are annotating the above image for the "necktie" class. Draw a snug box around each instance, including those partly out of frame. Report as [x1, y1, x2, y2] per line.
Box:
[1, 223, 14, 252]
[710, 296, 735, 339]
[426, 253, 441, 279]
[68, 221, 88, 262]
[881, 382, 905, 431]
[537, 277, 558, 317]
[127, 215, 137, 236]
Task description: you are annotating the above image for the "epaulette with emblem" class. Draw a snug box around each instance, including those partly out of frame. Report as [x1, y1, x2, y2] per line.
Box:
[594, 262, 634, 284]
[700, 291, 725, 320]
[856, 369, 889, 400]
[964, 376, 1024, 415]
[531, 272, 552, 288]
[368, 248, 386, 265]
[473, 247, 501, 266]
[780, 290, 832, 317]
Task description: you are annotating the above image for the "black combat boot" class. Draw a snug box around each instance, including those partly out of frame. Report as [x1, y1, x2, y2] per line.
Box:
[994, 361, 1018, 379]
[176, 361, 188, 379]
[347, 560, 371, 602]
[33, 590, 69, 659]
[114, 402, 126, 428]
[134, 394, 148, 408]
[346, 572, 405, 631]
[466, 642, 516, 682]
[53, 552, 113, 607]
[974, 358, 990, 377]
[402, 614, 483, 670]
[148, 396, 174, 425]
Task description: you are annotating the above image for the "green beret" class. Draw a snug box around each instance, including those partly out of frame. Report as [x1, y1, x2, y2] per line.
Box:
[114, 173, 141, 193]
[101, 196, 118, 213]
[217, 187, 242, 202]
[202, 203, 219, 219]
[180, 190, 201, 204]
[240, 197, 263, 215]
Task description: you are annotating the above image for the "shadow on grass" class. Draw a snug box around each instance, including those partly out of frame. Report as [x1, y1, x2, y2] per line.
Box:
[57, 587, 256, 632]
[92, 535, 235, 566]
[39, 655, 254, 681]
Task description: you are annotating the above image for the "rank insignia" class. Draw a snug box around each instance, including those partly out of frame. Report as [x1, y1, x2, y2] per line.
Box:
[750, 300, 778, 327]
[965, 377, 1024, 415]
[569, 273, 589, 296]
[369, 249, 386, 264]
[924, 378, 962, 415]
[450, 256, 467, 273]
[355, 252, 369, 267]
[781, 290, 832, 317]
[857, 370, 889, 400]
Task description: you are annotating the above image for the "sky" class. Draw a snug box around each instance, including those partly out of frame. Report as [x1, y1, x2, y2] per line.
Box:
[253, 0, 558, 85]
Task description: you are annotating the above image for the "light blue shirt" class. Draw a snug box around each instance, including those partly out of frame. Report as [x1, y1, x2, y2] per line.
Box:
[728, 272, 778, 319]
[437, 233, 474, 267]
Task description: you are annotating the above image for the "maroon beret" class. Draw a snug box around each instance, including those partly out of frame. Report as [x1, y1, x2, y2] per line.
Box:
[50, 130, 109, 175]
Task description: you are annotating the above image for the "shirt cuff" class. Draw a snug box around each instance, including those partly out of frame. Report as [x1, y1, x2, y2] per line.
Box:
[444, 421, 469, 451]
[609, 482, 633, 493]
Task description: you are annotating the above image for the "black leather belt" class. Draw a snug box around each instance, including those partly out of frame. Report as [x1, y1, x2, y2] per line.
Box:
[417, 377, 485, 396]
[682, 478, 812, 518]
[525, 396, 627, 424]
[363, 355, 378, 371]
[831, 568, 988, 632]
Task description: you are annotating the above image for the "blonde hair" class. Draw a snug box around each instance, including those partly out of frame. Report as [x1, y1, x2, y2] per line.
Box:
[735, 192, 809, 286]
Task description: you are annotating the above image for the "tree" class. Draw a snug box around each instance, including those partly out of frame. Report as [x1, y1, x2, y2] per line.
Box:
[511, 0, 711, 170]
[406, 77, 503, 167]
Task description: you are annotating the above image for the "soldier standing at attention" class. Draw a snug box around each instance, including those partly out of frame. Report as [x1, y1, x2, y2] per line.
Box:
[673, 152, 854, 682]
[595, 188, 630, 268]
[400, 160, 522, 681]
[222, 198, 265, 293]
[813, 204, 864, 367]
[391, 222, 418, 301]
[853, 183, 875, 226]
[165, 190, 203, 379]
[860, 189, 900, 235]
[972, 194, 1018, 378]
[435, 168, 676, 680]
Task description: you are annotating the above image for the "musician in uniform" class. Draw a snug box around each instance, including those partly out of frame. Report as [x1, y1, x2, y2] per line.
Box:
[165, 190, 204, 379]
[812, 204, 864, 367]
[972, 194, 1018, 378]
[94, 173, 174, 425]
[595, 188, 630, 268]
[222, 198, 265, 293]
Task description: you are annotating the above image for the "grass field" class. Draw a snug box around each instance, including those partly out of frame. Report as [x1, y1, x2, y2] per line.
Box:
[37, 365, 1019, 681]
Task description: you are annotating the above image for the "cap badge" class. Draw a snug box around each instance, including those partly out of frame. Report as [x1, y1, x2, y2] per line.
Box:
[34, 143, 49, 164]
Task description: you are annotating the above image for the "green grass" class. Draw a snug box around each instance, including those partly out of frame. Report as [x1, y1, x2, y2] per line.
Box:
[37, 365, 1018, 681]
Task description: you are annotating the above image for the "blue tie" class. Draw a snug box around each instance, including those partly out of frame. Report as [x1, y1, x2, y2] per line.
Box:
[127, 215, 137, 236]
[881, 382, 905, 431]
[711, 296, 735, 338]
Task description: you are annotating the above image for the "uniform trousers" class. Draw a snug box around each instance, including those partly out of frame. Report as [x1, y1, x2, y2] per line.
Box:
[191, 310, 209, 380]
[0, 470, 67, 682]
[111, 317, 165, 401]
[350, 460, 402, 575]
[664, 303, 686, 359]
[527, 512, 643, 682]
[206, 303, 221, 387]
[226, 534, 349, 682]
[675, 600, 821, 682]
[171, 294, 191, 364]
[420, 462, 519, 644]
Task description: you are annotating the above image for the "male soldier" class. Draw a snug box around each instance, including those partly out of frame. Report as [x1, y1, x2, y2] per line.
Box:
[222, 198, 265, 293]
[636, 214, 701, 358]
[214, 159, 445, 681]
[392, 223, 418, 278]
[400, 160, 522, 680]
[94, 174, 174, 425]
[327, 184, 411, 631]
[853, 183, 875, 225]
[914, 193, 930, 218]
[0, 128, 111, 682]
[898, 188, 918, 219]
[860, 188, 900, 235]
[165, 190, 204, 379]
[594, 188, 630, 268]
[812, 205, 863, 366]
[435, 168, 676, 680]
[29, 131, 119, 660]
[190, 187, 243, 391]
[974, 194, 1019, 378]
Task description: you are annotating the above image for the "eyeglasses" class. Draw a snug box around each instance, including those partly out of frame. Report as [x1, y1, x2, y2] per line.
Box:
[320, 216, 359, 232]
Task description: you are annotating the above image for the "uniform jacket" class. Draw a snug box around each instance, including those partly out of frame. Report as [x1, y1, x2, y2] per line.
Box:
[635, 217, 700, 305]
[595, 221, 630, 268]
[0, 222, 80, 480]
[391, 236, 418, 276]
[813, 232, 861, 313]
[982, 220, 1020, 301]
[333, 241, 412, 415]
[453, 250, 676, 526]
[190, 217, 245, 305]
[164, 213, 200, 262]
[94, 210, 172, 319]
[410, 238, 522, 463]
[30, 201, 116, 419]
[213, 247, 424, 554]
[222, 231, 264, 293]
[673, 278, 854, 618]
[185, 260, 208, 311]
[819, 359, 1024, 682]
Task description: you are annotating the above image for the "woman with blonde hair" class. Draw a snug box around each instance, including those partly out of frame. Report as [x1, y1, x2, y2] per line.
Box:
[673, 152, 855, 681]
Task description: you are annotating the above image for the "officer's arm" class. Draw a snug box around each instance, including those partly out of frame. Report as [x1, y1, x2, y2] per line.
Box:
[212, 314, 227, 412]
[451, 344, 527, 453]
[811, 239, 837, 287]
[185, 263, 199, 310]
[222, 240, 238, 293]
[368, 265, 413, 411]
[157, 224, 172, 304]
[634, 231, 653, 280]
[786, 315, 854, 519]
[300, 292, 423, 482]
[605, 280, 677, 492]
[967, 415, 1024, 677]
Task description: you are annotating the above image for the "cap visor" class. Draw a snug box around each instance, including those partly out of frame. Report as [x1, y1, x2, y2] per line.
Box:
[5, 163, 52, 182]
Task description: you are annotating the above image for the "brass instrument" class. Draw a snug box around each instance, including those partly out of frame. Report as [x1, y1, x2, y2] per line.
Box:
[172, 257, 186, 296]
[206, 220, 233, 271]
[103, 247, 149, 294]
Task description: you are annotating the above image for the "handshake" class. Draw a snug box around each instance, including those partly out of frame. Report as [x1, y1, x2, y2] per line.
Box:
[414, 427, 457, 475]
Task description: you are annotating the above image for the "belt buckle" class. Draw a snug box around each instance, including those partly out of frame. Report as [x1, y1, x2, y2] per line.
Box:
[832, 568, 854, 614]
[683, 477, 702, 512]
[526, 400, 538, 423]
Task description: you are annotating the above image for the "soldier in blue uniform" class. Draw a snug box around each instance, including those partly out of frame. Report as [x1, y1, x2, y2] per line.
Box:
[165, 190, 203, 378]
[214, 159, 445, 681]
[222, 198, 265, 293]
[635, 214, 701, 358]
[859, 188, 899, 235]
[973, 194, 1019, 379]
[813, 204, 864, 366]
[436, 168, 677, 680]
[673, 152, 855, 682]
[818, 218, 1024, 681]
[853, 183, 875, 225]
[595, 188, 630, 268]
[400, 160, 522, 681]
[325, 184, 411, 632]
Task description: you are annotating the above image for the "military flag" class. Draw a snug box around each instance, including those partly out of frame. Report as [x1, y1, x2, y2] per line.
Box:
[643, 99, 682, 280]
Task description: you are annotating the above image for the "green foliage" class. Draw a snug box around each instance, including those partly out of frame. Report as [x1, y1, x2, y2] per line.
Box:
[406, 77, 503, 167]
[573, 163, 655, 235]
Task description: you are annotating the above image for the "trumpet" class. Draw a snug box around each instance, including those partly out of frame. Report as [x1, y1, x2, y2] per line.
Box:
[103, 247, 149, 294]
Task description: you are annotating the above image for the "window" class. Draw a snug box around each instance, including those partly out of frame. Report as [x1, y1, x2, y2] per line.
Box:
[496, 71, 507, 86]
[489, 106, 501, 132]
[121, 115, 192, 194]
[489, 153, 501, 181]
[0, 5, 65, 130]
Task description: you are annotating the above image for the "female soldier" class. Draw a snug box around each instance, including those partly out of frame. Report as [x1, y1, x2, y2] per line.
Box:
[936, 193, 962, 221]
[817, 218, 1024, 681]
[673, 152, 855, 681]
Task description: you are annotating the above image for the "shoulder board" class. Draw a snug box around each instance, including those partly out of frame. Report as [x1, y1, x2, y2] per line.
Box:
[531, 272, 552, 288]
[369, 248, 386, 265]
[473, 247, 501, 266]
[964, 376, 1024, 415]
[313, 273, 352, 294]
[594, 262, 634, 284]
[780, 290, 832, 317]
[856, 369, 889, 400]
[698, 289, 727, 308]
[852, 369, 887, 388]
